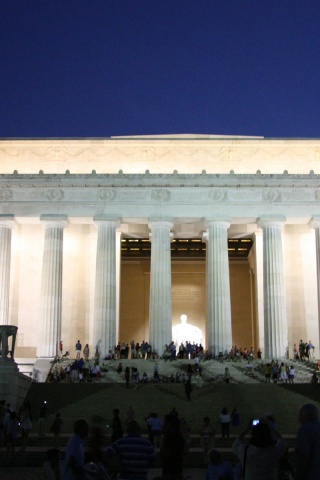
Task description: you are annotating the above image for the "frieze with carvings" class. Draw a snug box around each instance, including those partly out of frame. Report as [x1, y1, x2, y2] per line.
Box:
[2, 143, 320, 175]
[2, 174, 320, 209]
[0, 186, 319, 206]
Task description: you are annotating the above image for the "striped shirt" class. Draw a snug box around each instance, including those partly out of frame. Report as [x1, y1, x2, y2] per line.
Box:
[106, 434, 156, 480]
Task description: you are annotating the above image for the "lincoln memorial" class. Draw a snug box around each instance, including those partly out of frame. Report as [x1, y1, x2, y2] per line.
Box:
[1, 135, 320, 360]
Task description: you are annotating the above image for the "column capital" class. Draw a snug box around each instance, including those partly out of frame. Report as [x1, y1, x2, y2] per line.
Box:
[205, 218, 230, 229]
[148, 218, 173, 230]
[309, 216, 320, 229]
[0, 214, 16, 229]
[257, 215, 286, 229]
[93, 215, 121, 228]
[40, 214, 68, 228]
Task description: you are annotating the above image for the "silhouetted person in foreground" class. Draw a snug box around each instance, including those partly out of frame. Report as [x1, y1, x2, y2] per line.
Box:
[111, 408, 123, 443]
[205, 449, 233, 480]
[105, 420, 155, 480]
[63, 418, 89, 480]
[295, 403, 320, 480]
[160, 414, 186, 480]
[233, 418, 286, 480]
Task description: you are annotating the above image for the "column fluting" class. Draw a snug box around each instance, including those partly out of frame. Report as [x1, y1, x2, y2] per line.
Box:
[205, 220, 232, 356]
[258, 216, 288, 359]
[309, 216, 320, 349]
[38, 215, 68, 357]
[0, 215, 15, 325]
[149, 220, 173, 356]
[93, 217, 120, 358]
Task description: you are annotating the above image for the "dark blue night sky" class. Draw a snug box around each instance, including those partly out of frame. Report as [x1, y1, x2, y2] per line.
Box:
[1, 1, 320, 138]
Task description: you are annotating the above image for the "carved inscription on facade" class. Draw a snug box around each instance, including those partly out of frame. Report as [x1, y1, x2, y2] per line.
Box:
[283, 190, 314, 201]
[172, 287, 200, 300]
[228, 190, 261, 201]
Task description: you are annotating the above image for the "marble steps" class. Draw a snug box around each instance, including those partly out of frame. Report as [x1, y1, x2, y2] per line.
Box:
[24, 382, 320, 436]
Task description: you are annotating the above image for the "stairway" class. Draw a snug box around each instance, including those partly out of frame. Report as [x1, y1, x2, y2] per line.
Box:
[2, 358, 320, 469]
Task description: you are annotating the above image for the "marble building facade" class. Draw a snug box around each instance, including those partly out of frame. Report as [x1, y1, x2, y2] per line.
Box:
[1, 135, 320, 359]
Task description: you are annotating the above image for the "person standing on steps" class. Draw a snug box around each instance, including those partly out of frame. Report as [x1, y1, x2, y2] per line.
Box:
[38, 400, 48, 436]
[75, 340, 82, 359]
[125, 366, 130, 389]
[184, 379, 192, 401]
[50, 412, 63, 448]
[111, 408, 123, 443]
[200, 416, 215, 464]
[231, 407, 240, 438]
[219, 407, 231, 438]
[83, 344, 89, 361]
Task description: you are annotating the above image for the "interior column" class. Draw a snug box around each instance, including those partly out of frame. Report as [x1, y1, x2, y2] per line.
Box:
[38, 215, 68, 357]
[149, 219, 173, 356]
[258, 216, 288, 359]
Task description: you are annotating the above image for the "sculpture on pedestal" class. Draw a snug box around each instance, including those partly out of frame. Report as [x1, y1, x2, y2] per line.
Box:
[0, 325, 18, 361]
[172, 314, 203, 346]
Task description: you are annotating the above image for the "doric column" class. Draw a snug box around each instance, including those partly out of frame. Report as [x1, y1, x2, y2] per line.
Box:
[38, 215, 68, 357]
[205, 219, 232, 356]
[0, 215, 15, 325]
[309, 216, 320, 349]
[258, 216, 287, 359]
[93, 216, 120, 358]
[149, 219, 173, 356]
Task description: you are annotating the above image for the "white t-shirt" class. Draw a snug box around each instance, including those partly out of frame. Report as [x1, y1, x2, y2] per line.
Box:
[233, 437, 287, 480]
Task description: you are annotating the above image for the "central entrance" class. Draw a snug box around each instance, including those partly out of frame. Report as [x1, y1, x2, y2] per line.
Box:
[119, 238, 254, 352]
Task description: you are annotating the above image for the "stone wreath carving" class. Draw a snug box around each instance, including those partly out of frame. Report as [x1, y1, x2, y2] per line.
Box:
[208, 189, 225, 202]
[98, 189, 116, 201]
[151, 189, 171, 202]
[263, 190, 281, 203]
[46, 189, 64, 201]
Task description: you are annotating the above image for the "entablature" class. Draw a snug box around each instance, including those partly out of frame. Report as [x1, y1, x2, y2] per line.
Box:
[1, 173, 320, 225]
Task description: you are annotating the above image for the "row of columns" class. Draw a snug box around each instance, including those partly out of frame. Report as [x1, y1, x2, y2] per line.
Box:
[0, 214, 320, 358]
